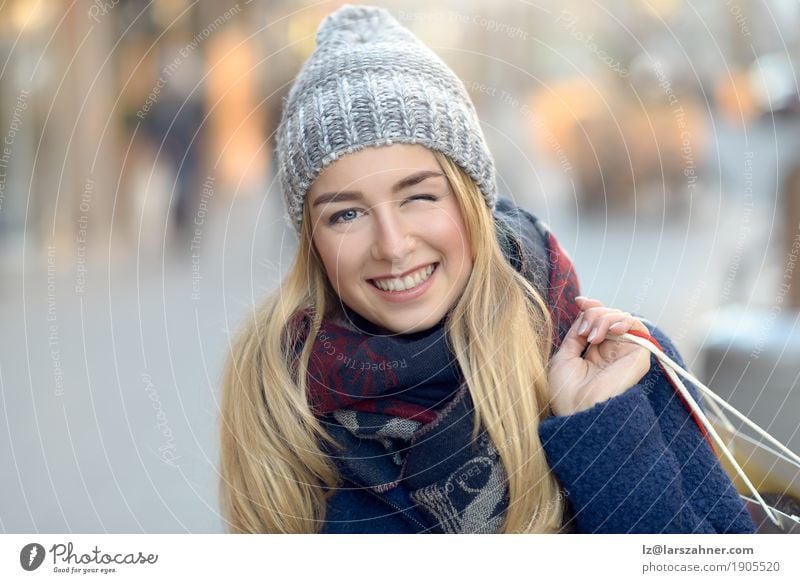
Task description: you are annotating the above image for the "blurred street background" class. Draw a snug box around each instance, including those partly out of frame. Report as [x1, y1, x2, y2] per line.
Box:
[1, 0, 799, 533]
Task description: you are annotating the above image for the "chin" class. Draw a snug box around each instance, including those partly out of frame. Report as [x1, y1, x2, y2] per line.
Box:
[384, 311, 446, 334]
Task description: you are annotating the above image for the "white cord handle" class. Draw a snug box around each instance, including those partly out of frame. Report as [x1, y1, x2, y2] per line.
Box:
[608, 330, 800, 529]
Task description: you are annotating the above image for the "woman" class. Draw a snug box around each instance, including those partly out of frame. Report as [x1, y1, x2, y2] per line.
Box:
[219, 4, 756, 534]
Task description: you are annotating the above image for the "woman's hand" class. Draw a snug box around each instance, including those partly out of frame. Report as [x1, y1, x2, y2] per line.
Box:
[547, 296, 651, 416]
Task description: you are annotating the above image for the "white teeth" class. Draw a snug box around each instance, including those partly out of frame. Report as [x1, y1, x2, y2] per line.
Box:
[373, 264, 435, 292]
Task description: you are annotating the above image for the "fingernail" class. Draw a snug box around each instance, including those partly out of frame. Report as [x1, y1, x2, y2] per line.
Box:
[579, 320, 589, 334]
[587, 328, 597, 342]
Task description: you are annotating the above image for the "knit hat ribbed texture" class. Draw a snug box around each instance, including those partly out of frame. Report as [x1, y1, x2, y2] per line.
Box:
[276, 4, 498, 233]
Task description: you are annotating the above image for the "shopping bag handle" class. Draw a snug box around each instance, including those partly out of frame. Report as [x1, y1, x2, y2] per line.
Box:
[608, 328, 800, 528]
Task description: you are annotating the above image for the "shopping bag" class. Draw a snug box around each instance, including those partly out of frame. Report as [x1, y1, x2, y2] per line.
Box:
[710, 417, 800, 533]
[609, 328, 800, 534]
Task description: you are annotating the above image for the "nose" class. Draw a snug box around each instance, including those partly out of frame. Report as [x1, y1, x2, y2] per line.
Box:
[370, 206, 415, 267]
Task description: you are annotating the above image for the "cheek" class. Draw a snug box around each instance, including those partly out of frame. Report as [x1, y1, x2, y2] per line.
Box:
[423, 208, 465, 241]
[314, 237, 357, 291]
[432, 213, 471, 263]
[313, 235, 337, 281]
[442, 220, 473, 283]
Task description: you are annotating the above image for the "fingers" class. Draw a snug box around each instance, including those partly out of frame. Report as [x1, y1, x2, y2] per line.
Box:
[590, 312, 636, 344]
[573, 296, 646, 345]
[608, 314, 649, 335]
[574, 296, 603, 309]
[553, 308, 594, 360]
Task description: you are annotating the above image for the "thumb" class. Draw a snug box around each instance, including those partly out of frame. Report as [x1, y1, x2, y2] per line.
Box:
[553, 312, 589, 360]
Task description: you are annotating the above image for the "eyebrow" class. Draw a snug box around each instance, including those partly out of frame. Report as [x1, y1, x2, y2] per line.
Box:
[311, 170, 445, 207]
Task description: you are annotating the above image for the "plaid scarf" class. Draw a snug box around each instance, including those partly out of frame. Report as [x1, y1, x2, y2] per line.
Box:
[290, 201, 581, 532]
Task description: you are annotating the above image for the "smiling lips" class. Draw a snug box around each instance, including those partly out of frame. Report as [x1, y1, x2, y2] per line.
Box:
[370, 263, 437, 292]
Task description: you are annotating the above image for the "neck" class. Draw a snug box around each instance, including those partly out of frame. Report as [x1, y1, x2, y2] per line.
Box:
[339, 303, 447, 338]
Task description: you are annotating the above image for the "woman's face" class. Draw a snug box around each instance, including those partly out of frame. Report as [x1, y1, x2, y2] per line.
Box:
[308, 144, 473, 334]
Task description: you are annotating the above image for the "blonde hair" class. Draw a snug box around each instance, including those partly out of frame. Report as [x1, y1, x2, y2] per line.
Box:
[219, 151, 565, 533]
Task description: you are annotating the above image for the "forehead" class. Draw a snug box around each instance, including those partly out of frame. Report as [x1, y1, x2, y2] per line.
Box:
[309, 143, 441, 195]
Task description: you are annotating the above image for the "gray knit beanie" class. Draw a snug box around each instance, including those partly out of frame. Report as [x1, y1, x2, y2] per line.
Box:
[276, 4, 498, 233]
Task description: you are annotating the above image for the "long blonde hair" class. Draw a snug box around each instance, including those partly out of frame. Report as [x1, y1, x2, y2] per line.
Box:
[219, 151, 565, 533]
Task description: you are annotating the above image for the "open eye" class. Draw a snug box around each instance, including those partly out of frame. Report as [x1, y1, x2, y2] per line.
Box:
[328, 208, 363, 225]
